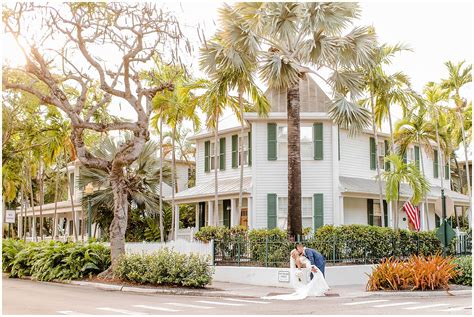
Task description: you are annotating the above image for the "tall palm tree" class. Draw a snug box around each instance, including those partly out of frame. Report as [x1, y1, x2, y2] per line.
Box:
[200, 12, 270, 227]
[382, 154, 430, 230]
[395, 108, 438, 230]
[220, 2, 376, 238]
[441, 61, 472, 224]
[151, 66, 201, 240]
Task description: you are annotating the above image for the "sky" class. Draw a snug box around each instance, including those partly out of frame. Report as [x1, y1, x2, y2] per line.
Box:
[2, 1, 473, 156]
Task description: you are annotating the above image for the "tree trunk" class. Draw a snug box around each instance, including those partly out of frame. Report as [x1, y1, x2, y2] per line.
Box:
[171, 125, 177, 240]
[27, 165, 37, 241]
[458, 111, 472, 228]
[108, 165, 128, 266]
[52, 156, 61, 239]
[370, 96, 386, 227]
[287, 82, 302, 238]
[238, 88, 244, 227]
[418, 140, 430, 231]
[38, 158, 44, 240]
[159, 117, 164, 242]
[67, 155, 78, 241]
[214, 107, 219, 227]
[387, 105, 396, 154]
[21, 185, 27, 241]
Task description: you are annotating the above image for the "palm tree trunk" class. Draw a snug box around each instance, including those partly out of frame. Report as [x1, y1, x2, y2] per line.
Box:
[370, 96, 386, 227]
[435, 124, 445, 189]
[38, 158, 44, 240]
[66, 153, 78, 241]
[287, 82, 302, 239]
[418, 140, 430, 230]
[108, 164, 128, 267]
[52, 157, 61, 239]
[27, 164, 37, 241]
[21, 184, 27, 241]
[387, 105, 396, 154]
[19, 186, 24, 239]
[214, 108, 219, 227]
[171, 125, 177, 240]
[238, 88, 244, 227]
[458, 111, 472, 227]
[159, 117, 164, 242]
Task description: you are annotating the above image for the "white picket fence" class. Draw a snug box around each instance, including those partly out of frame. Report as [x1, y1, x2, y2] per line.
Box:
[120, 239, 213, 259]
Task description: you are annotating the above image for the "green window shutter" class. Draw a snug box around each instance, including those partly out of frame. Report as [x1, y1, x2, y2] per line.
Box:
[267, 123, 277, 160]
[219, 137, 226, 170]
[231, 135, 238, 168]
[433, 150, 439, 178]
[313, 193, 324, 230]
[414, 145, 420, 169]
[267, 193, 277, 229]
[367, 199, 374, 226]
[383, 200, 388, 227]
[435, 214, 441, 228]
[248, 131, 252, 166]
[384, 140, 390, 171]
[313, 123, 323, 160]
[204, 141, 210, 172]
[370, 137, 376, 170]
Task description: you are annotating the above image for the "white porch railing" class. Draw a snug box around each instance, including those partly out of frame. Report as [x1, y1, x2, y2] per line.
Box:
[122, 239, 212, 258]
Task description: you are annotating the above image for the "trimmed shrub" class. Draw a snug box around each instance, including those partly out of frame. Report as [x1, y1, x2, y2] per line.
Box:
[367, 255, 459, 291]
[2, 239, 110, 281]
[114, 248, 213, 287]
[450, 256, 472, 286]
[194, 226, 247, 242]
[248, 228, 291, 266]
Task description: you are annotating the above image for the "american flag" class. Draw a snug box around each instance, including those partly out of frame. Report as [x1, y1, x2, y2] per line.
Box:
[403, 201, 420, 231]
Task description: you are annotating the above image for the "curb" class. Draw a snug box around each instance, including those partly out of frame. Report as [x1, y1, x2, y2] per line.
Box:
[363, 289, 472, 298]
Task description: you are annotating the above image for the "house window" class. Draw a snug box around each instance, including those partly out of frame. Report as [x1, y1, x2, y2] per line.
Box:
[372, 200, 383, 227]
[239, 135, 249, 166]
[277, 125, 313, 159]
[277, 197, 313, 230]
[210, 142, 219, 171]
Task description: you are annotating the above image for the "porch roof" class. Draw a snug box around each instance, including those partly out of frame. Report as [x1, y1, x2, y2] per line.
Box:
[339, 176, 470, 205]
[166, 176, 252, 203]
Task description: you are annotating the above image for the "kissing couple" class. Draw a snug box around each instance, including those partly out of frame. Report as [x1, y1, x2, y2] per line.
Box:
[262, 243, 330, 300]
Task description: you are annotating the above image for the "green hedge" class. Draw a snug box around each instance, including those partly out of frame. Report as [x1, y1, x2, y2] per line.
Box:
[451, 256, 472, 286]
[113, 248, 213, 288]
[2, 239, 110, 281]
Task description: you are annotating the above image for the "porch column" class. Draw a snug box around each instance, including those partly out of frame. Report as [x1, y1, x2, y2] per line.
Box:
[230, 198, 237, 227]
[339, 196, 344, 225]
[174, 204, 180, 240]
[65, 218, 70, 238]
[54, 213, 59, 239]
[207, 201, 213, 226]
[195, 203, 199, 230]
[420, 202, 426, 231]
[388, 202, 393, 228]
[17, 213, 23, 239]
[331, 124, 340, 226]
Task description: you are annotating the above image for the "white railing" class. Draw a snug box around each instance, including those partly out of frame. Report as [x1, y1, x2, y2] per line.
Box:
[176, 227, 196, 241]
[122, 239, 212, 258]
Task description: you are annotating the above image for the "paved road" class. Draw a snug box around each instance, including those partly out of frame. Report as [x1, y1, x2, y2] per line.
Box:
[2, 278, 472, 315]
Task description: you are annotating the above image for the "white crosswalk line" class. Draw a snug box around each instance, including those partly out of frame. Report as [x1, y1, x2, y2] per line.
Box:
[133, 304, 180, 312]
[97, 307, 148, 315]
[439, 307, 471, 312]
[373, 302, 419, 308]
[196, 300, 244, 306]
[57, 311, 86, 315]
[223, 298, 271, 304]
[403, 304, 449, 310]
[165, 303, 214, 309]
[343, 300, 389, 306]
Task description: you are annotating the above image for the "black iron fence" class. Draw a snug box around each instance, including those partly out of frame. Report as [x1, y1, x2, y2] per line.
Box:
[212, 234, 471, 267]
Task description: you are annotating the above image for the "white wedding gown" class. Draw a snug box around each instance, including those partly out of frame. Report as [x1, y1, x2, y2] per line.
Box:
[262, 255, 329, 300]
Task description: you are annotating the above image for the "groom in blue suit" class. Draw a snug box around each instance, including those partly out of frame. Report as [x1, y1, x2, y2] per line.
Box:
[296, 243, 326, 278]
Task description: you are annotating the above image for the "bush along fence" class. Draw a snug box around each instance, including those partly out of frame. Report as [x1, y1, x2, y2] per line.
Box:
[194, 225, 472, 268]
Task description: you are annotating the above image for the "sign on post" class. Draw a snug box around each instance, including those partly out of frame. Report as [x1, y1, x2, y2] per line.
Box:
[5, 210, 16, 224]
[278, 271, 290, 283]
[435, 195, 454, 218]
[436, 221, 456, 247]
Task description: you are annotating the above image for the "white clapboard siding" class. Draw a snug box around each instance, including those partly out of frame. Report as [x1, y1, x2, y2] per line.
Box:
[339, 130, 380, 180]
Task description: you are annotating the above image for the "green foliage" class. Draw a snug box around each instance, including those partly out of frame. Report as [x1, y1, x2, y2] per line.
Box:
[450, 256, 472, 286]
[194, 226, 247, 242]
[2, 239, 110, 281]
[114, 248, 213, 288]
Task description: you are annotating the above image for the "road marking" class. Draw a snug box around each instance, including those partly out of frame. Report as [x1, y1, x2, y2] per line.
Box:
[57, 311, 86, 315]
[223, 298, 271, 304]
[439, 307, 471, 312]
[196, 300, 244, 306]
[343, 300, 389, 306]
[403, 304, 449, 310]
[133, 305, 180, 312]
[97, 307, 148, 315]
[165, 303, 214, 309]
[373, 302, 419, 308]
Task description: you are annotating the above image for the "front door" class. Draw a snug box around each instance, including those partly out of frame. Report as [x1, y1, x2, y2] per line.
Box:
[198, 202, 206, 228]
[223, 199, 231, 228]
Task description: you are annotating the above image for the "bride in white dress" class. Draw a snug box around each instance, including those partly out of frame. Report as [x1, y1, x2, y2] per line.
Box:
[262, 250, 329, 300]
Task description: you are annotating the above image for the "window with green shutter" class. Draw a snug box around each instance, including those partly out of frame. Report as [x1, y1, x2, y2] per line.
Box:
[248, 131, 252, 166]
[219, 137, 226, 170]
[267, 123, 277, 160]
[414, 145, 420, 169]
[204, 141, 210, 172]
[433, 149, 439, 178]
[313, 193, 324, 230]
[384, 140, 390, 171]
[231, 135, 238, 168]
[370, 137, 376, 170]
[267, 193, 277, 229]
[313, 123, 323, 160]
[367, 199, 374, 225]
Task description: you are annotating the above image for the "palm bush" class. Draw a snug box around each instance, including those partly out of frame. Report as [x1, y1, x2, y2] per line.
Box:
[2, 239, 26, 273]
[450, 256, 472, 286]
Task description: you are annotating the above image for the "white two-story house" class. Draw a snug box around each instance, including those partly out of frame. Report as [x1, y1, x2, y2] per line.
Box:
[172, 77, 470, 232]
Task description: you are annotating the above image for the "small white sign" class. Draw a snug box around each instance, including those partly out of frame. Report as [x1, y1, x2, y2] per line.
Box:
[278, 271, 290, 283]
[5, 210, 16, 224]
